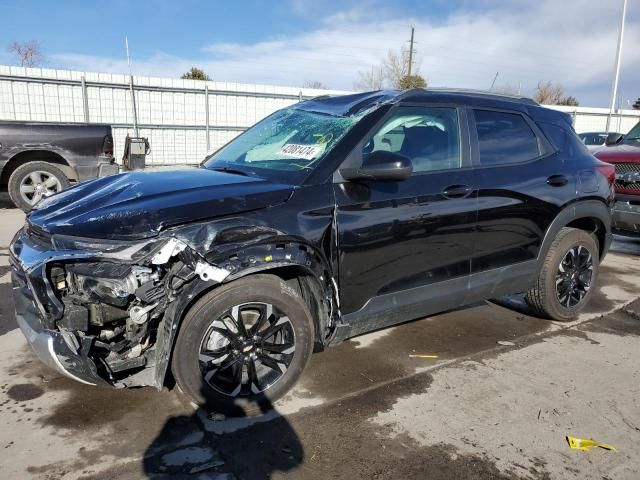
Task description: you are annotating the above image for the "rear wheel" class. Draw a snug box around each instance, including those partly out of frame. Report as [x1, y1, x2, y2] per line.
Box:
[8, 161, 70, 212]
[172, 274, 315, 415]
[525, 227, 599, 321]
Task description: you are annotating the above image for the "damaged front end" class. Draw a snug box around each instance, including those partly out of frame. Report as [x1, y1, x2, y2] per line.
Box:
[10, 223, 231, 389]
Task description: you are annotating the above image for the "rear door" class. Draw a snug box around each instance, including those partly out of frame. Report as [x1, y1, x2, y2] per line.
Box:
[334, 105, 478, 332]
[468, 108, 574, 293]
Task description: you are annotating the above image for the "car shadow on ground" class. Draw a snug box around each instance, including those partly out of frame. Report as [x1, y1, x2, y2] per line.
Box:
[142, 386, 303, 479]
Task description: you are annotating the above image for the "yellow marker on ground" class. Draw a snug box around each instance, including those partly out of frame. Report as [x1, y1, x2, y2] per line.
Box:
[408, 354, 439, 359]
[566, 436, 617, 452]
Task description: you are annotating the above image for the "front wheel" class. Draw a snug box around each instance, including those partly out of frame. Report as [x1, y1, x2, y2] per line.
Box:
[172, 274, 315, 415]
[525, 227, 599, 321]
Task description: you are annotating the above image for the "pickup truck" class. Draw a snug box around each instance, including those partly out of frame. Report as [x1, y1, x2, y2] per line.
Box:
[594, 121, 640, 235]
[0, 121, 118, 211]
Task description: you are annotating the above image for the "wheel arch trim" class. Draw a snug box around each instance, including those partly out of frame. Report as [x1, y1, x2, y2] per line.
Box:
[153, 240, 337, 389]
[537, 200, 612, 271]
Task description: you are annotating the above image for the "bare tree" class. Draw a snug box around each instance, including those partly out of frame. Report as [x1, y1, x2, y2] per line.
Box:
[354, 65, 385, 91]
[8, 40, 43, 67]
[355, 46, 424, 91]
[302, 80, 328, 89]
[533, 81, 579, 106]
[382, 48, 410, 88]
[557, 95, 579, 106]
[533, 81, 566, 104]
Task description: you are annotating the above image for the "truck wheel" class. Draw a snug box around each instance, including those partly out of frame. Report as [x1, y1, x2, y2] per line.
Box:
[8, 162, 70, 212]
[172, 274, 315, 415]
[525, 227, 599, 321]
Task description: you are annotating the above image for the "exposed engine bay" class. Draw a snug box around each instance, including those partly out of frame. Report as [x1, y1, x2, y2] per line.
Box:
[47, 238, 230, 386]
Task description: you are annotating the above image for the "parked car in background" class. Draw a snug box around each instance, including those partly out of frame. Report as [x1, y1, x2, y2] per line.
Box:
[11, 89, 614, 413]
[578, 131, 623, 151]
[0, 122, 118, 211]
[594, 121, 640, 235]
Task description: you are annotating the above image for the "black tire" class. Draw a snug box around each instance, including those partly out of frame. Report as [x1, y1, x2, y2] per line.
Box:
[172, 274, 315, 415]
[525, 227, 599, 321]
[8, 161, 70, 212]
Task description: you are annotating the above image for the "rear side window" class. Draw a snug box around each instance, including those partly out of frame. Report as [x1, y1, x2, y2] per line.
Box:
[538, 122, 589, 158]
[473, 110, 541, 165]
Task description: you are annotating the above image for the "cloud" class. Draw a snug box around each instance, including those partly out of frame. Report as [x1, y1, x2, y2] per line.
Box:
[47, 0, 640, 107]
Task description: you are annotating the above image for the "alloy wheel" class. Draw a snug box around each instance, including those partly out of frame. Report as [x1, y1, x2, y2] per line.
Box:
[555, 244, 593, 308]
[19, 171, 62, 205]
[198, 302, 296, 397]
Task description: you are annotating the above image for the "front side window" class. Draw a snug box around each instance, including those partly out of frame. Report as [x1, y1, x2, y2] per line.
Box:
[474, 110, 541, 165]
[204, 108, 360, 184]
[363, 107, 461, 173]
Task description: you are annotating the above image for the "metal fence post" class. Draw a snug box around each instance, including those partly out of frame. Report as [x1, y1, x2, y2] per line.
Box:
[205, 85, 210, 151]
[81, 75, 89, 123]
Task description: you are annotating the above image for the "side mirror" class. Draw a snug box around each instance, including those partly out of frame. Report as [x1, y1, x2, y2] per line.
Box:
[340, 151, 413, 181]
[605, 132, 623, 146]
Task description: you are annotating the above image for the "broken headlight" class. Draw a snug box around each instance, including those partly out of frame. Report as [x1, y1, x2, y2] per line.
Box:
[66, 263, 158, 307]
[51, 234, 160, 261]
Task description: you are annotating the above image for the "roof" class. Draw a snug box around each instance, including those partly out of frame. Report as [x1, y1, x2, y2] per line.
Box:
[296, 88, 540, 118]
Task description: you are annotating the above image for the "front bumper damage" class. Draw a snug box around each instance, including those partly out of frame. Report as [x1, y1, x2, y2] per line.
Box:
[13, 281, 108, 385]
[9, 224, 230, 389]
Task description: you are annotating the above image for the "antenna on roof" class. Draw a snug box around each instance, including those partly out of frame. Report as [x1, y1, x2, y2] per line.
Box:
[489, 72, 499, 92]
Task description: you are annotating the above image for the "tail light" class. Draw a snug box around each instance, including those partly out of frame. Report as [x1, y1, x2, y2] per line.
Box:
[595, 161, 615, 186]
[102, 134, 114, 156]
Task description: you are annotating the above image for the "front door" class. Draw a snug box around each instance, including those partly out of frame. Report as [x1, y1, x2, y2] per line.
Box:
[334, 105, 478, 334]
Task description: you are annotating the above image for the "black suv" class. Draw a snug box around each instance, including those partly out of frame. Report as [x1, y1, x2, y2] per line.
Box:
[10, 89, 614, 413]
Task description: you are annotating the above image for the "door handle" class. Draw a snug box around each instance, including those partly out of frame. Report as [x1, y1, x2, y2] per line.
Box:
[442, 184, 472, 199]
[547, 174, 568, 187]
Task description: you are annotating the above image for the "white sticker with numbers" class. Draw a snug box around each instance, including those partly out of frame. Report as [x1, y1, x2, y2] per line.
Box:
[279, 143, 324, 160]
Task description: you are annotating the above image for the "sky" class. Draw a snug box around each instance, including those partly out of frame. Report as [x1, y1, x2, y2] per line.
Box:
[0, 0, 638, 107]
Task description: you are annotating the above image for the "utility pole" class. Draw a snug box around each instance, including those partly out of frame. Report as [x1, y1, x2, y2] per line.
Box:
[606, 0, 627, 133]
[407, 26, 415, 76]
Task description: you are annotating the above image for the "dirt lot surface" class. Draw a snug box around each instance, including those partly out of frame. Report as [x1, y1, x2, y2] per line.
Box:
[0, 198, 639, 480]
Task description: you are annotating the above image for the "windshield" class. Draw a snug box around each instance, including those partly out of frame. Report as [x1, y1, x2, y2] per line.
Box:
[203, 108, 359, 184]
[624, 121, 640, 144]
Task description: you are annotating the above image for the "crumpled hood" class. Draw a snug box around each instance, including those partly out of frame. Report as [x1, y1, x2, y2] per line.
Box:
[28, 168, 294, 239]
[593, 143, 640, 163]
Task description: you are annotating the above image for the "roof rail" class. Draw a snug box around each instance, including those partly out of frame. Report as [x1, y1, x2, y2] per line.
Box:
[423, 87, 538, 105]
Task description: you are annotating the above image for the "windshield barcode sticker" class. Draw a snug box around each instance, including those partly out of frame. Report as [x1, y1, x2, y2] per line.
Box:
[280, 144, 324, 160]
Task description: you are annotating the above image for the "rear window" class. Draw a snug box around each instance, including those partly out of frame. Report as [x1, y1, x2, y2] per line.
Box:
[473, 110, 541, 165]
